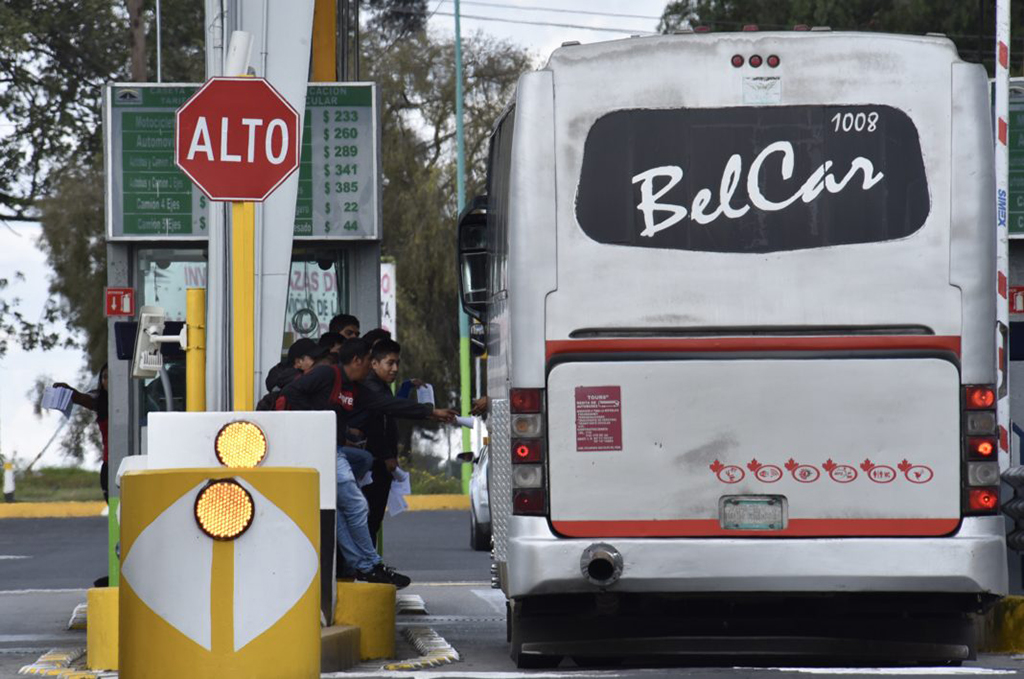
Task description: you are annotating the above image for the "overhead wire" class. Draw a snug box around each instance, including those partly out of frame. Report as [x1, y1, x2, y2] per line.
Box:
[386, 6, 658, 35]
[440, 0, 663, 21]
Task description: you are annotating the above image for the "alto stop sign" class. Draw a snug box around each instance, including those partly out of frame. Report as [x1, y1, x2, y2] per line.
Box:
[175, 77, 300, 202]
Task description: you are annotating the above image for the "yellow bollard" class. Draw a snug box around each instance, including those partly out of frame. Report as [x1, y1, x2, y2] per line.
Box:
[119, 468, 320, 678]
[334, 581, 395, 660]
[86, 586, 119, 670]
[185, 288, 206, 412]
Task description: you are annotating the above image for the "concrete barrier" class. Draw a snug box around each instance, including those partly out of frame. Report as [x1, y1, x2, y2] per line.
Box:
[334, 581, 395, 660]
[87, 586, 119, 671]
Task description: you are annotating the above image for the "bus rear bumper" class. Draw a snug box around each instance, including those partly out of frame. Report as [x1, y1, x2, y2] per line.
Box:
[505, 516, 1008, 599]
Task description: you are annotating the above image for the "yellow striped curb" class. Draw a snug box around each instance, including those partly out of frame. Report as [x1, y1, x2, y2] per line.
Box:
[404, 494, 469, 511]
[1, 494, 468, 519]
[0, 502, 105, 519]
[981, 595, 1024, 652]
[384, 627, 460, 670]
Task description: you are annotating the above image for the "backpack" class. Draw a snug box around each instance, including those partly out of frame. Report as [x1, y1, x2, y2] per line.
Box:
[259, 364, 345, 412]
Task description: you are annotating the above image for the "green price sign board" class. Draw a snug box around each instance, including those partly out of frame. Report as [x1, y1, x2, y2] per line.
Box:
[105, 83, 378, 240]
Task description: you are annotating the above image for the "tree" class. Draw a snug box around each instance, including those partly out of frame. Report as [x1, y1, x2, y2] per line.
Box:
[363, 28, 530, 407]
[660, 0, 1024, 72]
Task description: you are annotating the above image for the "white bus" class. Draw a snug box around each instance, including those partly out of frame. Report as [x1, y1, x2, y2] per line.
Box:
[458, 30, 1006, 666]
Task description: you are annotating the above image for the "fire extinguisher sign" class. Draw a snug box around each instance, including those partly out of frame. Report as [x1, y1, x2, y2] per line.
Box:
[105, 287, 136, 317]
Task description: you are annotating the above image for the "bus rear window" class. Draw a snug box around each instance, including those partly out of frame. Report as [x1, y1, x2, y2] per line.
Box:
[575, 105, 929, 254]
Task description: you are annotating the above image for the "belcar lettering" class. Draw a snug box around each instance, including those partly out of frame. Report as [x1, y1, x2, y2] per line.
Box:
[576, 105, 929, 253]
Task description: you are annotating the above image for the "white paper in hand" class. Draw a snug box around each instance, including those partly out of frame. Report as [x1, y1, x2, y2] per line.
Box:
[455, 415, 475, 429]
[416, 383, 435, 405]
[387, 466, 412, 516]
[42, 386, 74, 418]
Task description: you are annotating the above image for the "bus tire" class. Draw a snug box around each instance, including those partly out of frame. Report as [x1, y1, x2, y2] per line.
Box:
[470, 509, 488, 551]
[509, 600, 562, 669]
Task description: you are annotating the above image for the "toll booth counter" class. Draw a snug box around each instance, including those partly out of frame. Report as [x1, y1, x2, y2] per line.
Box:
[103, 82, 382, 583]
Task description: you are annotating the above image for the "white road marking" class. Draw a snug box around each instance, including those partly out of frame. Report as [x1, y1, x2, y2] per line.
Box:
[0, 555, 29, 560]
[0, 634, 83, 642]
[324, 673, 620, 678]
[414, 581, 490, 587]
[768, 669, 1017, 675]
[471, 588, 507, 614]
[0, 588, 87, 594]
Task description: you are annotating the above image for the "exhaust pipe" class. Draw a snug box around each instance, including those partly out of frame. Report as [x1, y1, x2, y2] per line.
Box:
[580, 543, 623, 587]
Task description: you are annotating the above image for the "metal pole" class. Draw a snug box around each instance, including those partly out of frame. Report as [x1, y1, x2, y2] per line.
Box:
[186, 288, 207, 411]
[996, 1, 1011, 467]
[156, 0, 163, 83]
[454, 0, 472, 492]
[232, 201, 256, 411]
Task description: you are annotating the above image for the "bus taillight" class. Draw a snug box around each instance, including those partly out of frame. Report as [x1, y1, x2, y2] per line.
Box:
[731, 55, 744, 68]
[511, 388, 547, 516]
[966, 487, 1000, 513]
[967, 437, 997, 459]
[965, 385, 996, 409]
[962, 384, 999, 515]
[510, 388, 543, 413]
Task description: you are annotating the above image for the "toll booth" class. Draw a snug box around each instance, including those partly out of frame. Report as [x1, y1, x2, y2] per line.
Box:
[103, 81, 382, 583]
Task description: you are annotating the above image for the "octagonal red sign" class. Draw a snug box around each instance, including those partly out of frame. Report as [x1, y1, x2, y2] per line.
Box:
[175, 77, 300, 202]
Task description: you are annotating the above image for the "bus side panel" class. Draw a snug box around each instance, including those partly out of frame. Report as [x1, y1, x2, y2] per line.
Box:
[490, 71, 557, 575]
[949, 62, 996, 386]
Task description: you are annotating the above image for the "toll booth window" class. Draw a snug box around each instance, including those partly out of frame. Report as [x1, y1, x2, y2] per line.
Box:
[284, 248, 349, 343]
[136, 248, 206, 416]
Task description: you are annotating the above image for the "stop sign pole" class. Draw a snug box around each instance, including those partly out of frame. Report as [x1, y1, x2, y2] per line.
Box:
[175, 76, 300, 410]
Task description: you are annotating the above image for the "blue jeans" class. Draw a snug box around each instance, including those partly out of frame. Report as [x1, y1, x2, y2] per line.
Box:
[335, 451, 381, 574]
[340, 446, 373, 481]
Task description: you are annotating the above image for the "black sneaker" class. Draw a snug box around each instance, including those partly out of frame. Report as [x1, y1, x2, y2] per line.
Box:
[356, 563, 411, 589]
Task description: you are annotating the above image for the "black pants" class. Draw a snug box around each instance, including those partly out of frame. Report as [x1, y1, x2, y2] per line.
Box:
[99, 461, 108, 503]
[361, 458, 392, 548]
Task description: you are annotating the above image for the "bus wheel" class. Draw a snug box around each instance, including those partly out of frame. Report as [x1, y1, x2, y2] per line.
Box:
[512, 648, 562, 669]
[509, 600, 562, 669]
[573, 656, 623, 668]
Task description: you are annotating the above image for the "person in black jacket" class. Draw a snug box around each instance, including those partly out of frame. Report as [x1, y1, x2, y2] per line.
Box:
[282, 338, 455, 586]
[359, 338, 410, 546]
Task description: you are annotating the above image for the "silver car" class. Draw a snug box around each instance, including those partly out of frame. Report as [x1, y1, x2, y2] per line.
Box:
[468, 444, 491, 551]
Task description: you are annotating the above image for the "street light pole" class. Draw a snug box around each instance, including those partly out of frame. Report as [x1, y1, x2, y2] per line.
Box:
[454, 0, 473, 492]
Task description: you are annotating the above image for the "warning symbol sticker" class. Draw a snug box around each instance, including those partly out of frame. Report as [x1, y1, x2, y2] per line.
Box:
[575, 386, 623, 451]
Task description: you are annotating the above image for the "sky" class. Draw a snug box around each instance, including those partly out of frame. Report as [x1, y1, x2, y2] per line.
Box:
[0, 224, 92, 471]
[0, 0, 673, 472]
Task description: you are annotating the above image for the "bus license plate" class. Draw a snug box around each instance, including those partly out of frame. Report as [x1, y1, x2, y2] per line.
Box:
[719, 496, 787, 530]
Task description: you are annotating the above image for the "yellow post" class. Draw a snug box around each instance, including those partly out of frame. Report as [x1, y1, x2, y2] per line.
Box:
[312, 0, 337, 81]
[232, 201, 256, 410]
[186, 288, 206, 412]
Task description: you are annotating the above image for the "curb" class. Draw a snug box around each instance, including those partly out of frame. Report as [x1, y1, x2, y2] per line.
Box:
[980, 595, 1024, 652]
[1, 495, 469, 518]
[404, 494, 469, 511]
[321, 624, 361, 672]
[0, 502, 105, 519]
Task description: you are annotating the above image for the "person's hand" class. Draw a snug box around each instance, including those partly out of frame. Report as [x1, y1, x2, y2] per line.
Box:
[430, 408, 457, 423]
[410, 379, 425, 388]
[52, 382, 74, 393]
[470, 396, 489, 416]
[385, 458, 398, 473]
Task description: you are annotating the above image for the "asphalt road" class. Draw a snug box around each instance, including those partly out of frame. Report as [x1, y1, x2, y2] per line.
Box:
[7, 511, 1024, 678]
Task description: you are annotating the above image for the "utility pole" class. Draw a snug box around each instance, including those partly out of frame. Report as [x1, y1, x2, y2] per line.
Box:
[453, 0, 472, 493]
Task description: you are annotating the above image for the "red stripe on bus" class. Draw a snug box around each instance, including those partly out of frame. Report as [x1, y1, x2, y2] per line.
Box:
[546, 336, 961, 361]
[1000, 41, 1010, 69]
[999, 118, 1009, 146]
[999, 272, 1009, 297]
[1001, 425, 1009, 452]
[552, 518, 960, 538]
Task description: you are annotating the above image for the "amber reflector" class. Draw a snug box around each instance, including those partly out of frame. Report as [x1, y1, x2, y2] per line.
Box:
[194, 480, 255, 540]
[215, 421, 268, 468]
